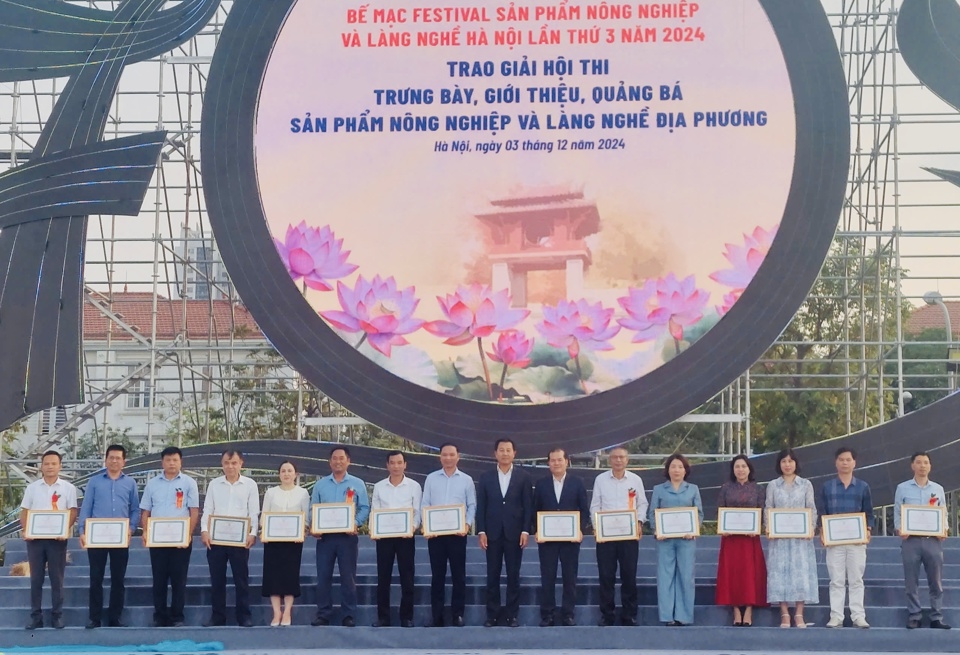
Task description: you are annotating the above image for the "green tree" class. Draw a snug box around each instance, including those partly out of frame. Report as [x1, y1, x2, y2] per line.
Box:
[75, 426, 147, 460]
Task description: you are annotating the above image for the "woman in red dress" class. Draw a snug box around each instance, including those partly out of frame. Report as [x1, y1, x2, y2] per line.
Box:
[715, 454, 767, 626]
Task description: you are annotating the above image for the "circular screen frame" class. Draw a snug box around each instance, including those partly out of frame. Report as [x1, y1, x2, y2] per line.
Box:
[201, 0, 850, 456]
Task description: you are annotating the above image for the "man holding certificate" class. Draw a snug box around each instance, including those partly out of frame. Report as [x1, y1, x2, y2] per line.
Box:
[533, 448, 589, 627]
[20, 450, 78, 630]
[893, 451, 950, 629]
[370, 450, 422, 628]
[422, 443, 476, 627]
[140, 446, 200, 627]
[817, 447, 874, 629]
[310, 446, 370, 628]
[477, 438, 533, 628]
[200, 449, 260, 627]
[589, 446, 647, 627]
[78, 444, 140, 629]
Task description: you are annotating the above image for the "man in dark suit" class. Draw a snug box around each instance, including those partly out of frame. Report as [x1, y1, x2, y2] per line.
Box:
[533, 448, 590, 626]
[477, 438, 533, 627]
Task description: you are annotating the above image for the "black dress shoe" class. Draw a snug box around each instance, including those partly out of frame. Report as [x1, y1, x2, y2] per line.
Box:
[621, 617, 638, 627]
[372, 619, 390, 627]
[598, 616, 615, 627]
[86, 621, 101, 630]
[310, 616, 330, 627]
[151, 620, 167, 628]
[342, 616, 356, 627]
[562, 617, 576, 627]
[506, 617, 519, 627]
[401, 619, 415, 628]
[25, 618, 43, 630]
[483, 619, 497, 628]
[930, 620, 952, 630]
[452, 615, 465, 627]
[171, 621, 185, 628]
[108, 620, 127, 628]
[425, 618, 444, 627]
[539, 618, 554, 627]
[907, 619, 921, 629]
[52, 617, 65, 629]
[239, 619, 253, 628]
[202, 618, 226, 627]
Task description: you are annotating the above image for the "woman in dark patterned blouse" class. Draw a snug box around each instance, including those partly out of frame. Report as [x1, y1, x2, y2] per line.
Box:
[715, 454, 768, 626]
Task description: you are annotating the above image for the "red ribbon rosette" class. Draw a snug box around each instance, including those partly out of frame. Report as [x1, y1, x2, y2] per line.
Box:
[628, 488, 637, 510]
[51, 492, 60, 510]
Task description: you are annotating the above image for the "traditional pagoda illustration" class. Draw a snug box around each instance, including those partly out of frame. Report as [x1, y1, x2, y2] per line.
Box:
[474, 185, 600, 306]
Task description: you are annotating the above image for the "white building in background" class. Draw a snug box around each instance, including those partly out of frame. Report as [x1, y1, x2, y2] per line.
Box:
[16, 290, 280, 457]
[174, 224, 233, 301]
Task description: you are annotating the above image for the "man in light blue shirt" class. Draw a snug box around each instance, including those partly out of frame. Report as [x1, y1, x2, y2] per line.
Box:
[893, 451, 950, 630]
[78, 444, 140, 629]
[310, 445, 370, 627]
[421, 443, 476, 627]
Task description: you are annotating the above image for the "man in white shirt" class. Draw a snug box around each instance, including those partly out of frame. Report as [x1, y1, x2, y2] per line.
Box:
[590, 446, 648, 626]
[200, 449, 260, 627]
[370, 450, 422, 628]
[21, 450, 78, 630]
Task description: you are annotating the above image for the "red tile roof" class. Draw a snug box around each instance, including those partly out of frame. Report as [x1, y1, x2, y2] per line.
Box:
[905, 301, 960, 339]
[83, 291, 264, 341]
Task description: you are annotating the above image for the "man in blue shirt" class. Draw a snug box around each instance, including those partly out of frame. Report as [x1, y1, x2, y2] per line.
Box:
[893, 451, 951, 630]
[817, 447, 873, 629]
[310, 446, 370, 627]
[139, 446, 200, 627]
[78, 444, 140, 629]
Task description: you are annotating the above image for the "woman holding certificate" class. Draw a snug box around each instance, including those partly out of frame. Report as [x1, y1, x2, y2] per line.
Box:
[765, 449, 818, 628]
[648, 454, 703, 626]
[261, 461, 310, 626]
[714, 455, 767, 626]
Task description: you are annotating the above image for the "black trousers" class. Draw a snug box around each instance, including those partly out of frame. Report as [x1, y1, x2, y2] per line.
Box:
[428, 534, 467, 623]
[27, 540, 67, 620]
[597, 540, 639, 621]
[207, 544, 251, 625]
[149, 544, 192, 624]
[376, 537, 416, 623]
[485, 535, 524, 621]
[539, 541, 581, 620]
[88, 547, 130, 624]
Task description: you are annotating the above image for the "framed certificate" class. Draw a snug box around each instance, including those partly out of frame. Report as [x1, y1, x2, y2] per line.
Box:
[536, 511, 581, 542]
[84, 518, 130, 548]
[654, 507, 700, 539]
[593, 510, 639, 543]
[24, 510, 71, 539]
[422, 504, 466, 537]
[821, 512, 869, 546]
[310, 502, 356, 535]
[261, 512, 305, 543]
[145, 517, 191, 548]
[717, 508, 761, 536]
[901, 505, 947, 538]
[208, 515, 251, 546]
[369, 508, 414, 539]
[766, 508, 814, 539]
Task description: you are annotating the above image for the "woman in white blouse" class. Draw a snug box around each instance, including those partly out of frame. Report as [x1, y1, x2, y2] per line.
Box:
[261, 461, 310, 626]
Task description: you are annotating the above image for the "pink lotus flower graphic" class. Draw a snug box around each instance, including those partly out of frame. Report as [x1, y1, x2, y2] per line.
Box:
[537, 299, 620, 392]
[487, 329, 534, 401]
[320, 275, 423, 357]
[273, 221, 358, 291]
[709, 224, 778, 314]
[618, 274, 709, 352]
[424, 285, 529, 400]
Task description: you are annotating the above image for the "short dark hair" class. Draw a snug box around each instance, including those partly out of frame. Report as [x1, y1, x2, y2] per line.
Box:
[330, 445, 351, 459]
[160, 446, 182, 460]
[386, 450, 405, 463]
[278, 459, 298, 474]
[105, 444, 126, 459]
[547, 447, 568, 461]
[835, 446, 856, 460]
[663, 453, 691, 480]
[439, 442, 459, 454]
[494, 438, 516, 451]
[911, 451, 931, 463]
[41, 450, 62, 463]
[775, 448, 801, 476]
[221, 448, 244, 460]
[728, 454, 755, 482]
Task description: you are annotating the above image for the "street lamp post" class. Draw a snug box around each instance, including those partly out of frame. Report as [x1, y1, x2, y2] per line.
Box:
[923, 291, 954, 391]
